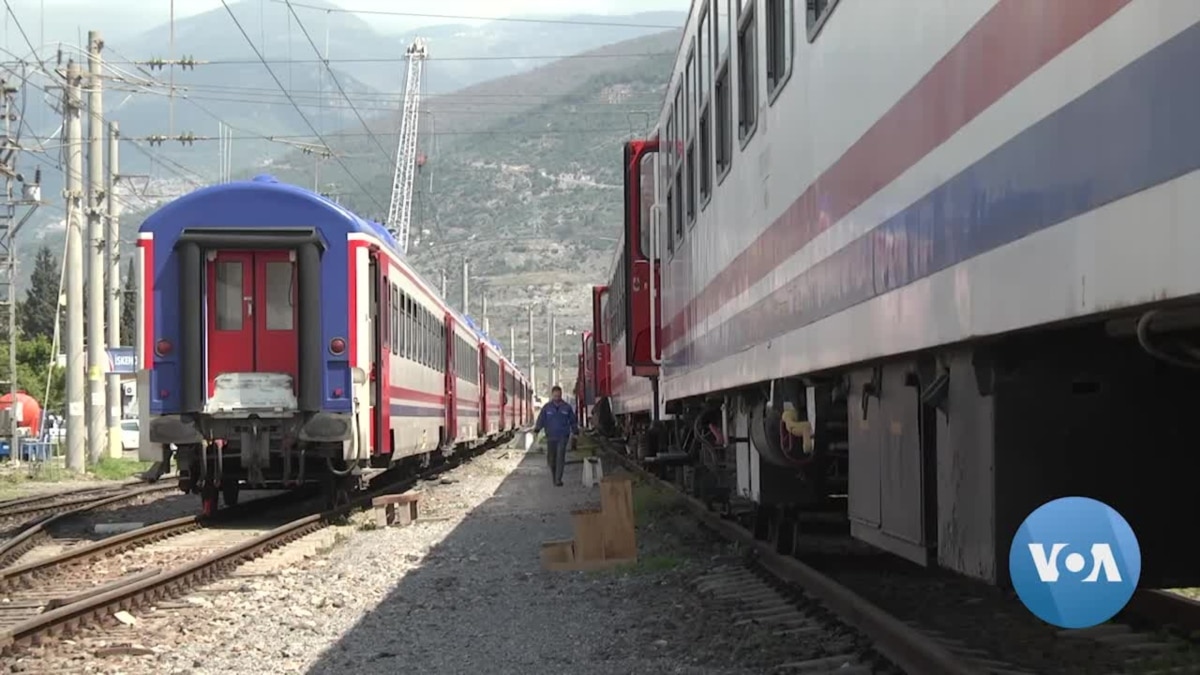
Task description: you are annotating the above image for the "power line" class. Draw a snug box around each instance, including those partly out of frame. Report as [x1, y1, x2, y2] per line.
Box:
[275, 0, 683, 29]
[282, 0, 393, 166]
[110, 51, 674, 66]
[219, 0, 384, 214]
[124, 127, 651, 143]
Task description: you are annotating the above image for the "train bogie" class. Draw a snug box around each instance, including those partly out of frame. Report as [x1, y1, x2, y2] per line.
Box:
[584, 0, 1200, 590]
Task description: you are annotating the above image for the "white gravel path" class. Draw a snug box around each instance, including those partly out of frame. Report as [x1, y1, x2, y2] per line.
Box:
[4, 440, 816, 674]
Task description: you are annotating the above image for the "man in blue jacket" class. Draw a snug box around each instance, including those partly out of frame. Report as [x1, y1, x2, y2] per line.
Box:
[533, 385, 578, 486]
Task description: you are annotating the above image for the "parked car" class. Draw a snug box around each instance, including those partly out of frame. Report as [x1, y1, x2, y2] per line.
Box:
[120, 419, 139, 452]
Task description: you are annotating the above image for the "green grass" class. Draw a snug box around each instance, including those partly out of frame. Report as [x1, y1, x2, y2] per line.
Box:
[88, 457, 152, 480]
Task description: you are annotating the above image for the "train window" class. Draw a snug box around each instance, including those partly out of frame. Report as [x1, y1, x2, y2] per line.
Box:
[715, 63, 733, 177]
[686, 141, 696, 223]
[666, 186, 676, 254]
[700, 7, 710, 101]
[264, 261, 294, 331]
[674, 165, 684, 242]
[381, 282, 390, 351]
[806, 0, 838, 42]
[404, 295, 413, 360]
[766, 0, 794, 98]
[685, 50, 694, 141]
[699, 109, 712, 204]
[717, 0, 731, 59]
[737, 7, 758, 143]
[638, 152, 656, 259]
[214, 261, 243, 331]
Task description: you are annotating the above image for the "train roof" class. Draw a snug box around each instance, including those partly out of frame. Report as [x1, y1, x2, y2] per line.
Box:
[139, 174, 383, 241]
[140, 175, 523, 375]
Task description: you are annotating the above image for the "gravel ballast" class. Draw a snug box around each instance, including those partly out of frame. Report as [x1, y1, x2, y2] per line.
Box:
[3, 440, 835, 674]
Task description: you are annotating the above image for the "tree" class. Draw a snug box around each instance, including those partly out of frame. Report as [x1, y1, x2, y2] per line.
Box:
[0, 335, 64, 413]
[120, 258, 136, 346]
[20, 245, 59, 342]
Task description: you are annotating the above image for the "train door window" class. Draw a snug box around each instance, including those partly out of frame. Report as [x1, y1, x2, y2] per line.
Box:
[806, 0, 838, 41]
[263, 262, 294, 331]
[215, 262, 243, 331]
[737, 5, 758, 143]
[766, 0, 794, 99]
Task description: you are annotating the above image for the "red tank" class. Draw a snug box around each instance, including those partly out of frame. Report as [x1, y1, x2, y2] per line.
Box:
[0, 392, 41, 436]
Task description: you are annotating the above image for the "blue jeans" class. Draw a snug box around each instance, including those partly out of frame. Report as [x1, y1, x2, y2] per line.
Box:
[546, 436, 569, 484]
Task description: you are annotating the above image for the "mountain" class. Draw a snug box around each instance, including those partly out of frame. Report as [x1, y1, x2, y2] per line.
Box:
[257, 29, 680, 362]
[12, 1, 684, 255]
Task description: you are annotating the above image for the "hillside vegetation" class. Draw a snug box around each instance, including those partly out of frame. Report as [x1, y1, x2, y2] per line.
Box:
[264, 29, 680, 376]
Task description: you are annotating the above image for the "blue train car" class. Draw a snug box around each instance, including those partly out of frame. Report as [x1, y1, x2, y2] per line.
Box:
[135, 175, 526, 513]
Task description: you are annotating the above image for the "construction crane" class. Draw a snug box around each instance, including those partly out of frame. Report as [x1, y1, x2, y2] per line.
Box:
[386, 38, 429, 254]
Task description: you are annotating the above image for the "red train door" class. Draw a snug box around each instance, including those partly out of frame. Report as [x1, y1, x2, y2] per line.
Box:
[206, 250, 298, 396]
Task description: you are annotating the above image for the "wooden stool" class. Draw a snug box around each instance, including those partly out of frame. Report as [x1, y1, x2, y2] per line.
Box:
[372, 492, 420, 527]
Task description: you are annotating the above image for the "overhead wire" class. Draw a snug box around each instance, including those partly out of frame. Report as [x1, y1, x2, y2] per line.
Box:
[218, 0, 386, 213]
[282, 0, 393, 166]
[274, 0, 683, 29]
[103, 51, 675, 66]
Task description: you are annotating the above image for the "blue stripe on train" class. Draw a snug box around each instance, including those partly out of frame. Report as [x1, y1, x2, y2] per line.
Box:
[676, 18, 1200, 369]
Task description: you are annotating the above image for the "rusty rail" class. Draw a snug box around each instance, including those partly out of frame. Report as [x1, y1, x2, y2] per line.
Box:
[0, 484, 178, 568]
[594, 435, 980, 675]
[0, 433, 506, 655]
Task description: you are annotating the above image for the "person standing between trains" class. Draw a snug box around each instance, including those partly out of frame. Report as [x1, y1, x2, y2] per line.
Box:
[533, 385, 578, 487]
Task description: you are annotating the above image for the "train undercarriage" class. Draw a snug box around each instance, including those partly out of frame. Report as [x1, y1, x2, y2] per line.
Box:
[601, 311, 1200, 590]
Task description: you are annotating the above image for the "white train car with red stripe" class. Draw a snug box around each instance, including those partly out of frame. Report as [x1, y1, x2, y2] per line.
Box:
[599, 0, 1200, 588]
[136, 175, 530, 513]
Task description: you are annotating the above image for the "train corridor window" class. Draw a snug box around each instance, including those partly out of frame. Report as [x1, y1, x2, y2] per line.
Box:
[715, 64, 732, 175]
[806, 0, 838, 41]
[215, 261, 243, 331]
[666, 186, 677, 253]
[264, 262, 294, 331]
[674, 166, 684, 241]
[686, 142, 697, 222]
[699, 5, 713, 206]
[737, 7, 758, 142]
[766, 0, 794, 97]
[391, 284, 400, 357]
[717, 0, 731, 59]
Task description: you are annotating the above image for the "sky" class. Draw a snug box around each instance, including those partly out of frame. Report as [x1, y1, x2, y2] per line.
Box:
[5, 0, 689, 44]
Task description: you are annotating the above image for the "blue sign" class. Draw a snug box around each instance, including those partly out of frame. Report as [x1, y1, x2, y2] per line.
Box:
[1009, 496, 1141, 629]
[106, 348, 137, 374]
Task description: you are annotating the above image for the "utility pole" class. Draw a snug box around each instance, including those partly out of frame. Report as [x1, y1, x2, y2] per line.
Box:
[0, 77, 42, 465]
[481, 295, 489, 335]
[105, 121, 121, 458]
[509, 325, 515, 361]
[549, 313, 557, 389]
[460, 257, 469, 316]
[63, 59, 86, 472]
[527, 305, 535, 394]
[440, 269, 446, 298]
[86, 31, 106, 465]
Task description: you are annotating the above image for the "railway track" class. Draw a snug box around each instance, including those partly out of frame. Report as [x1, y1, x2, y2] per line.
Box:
[593, 434, 1200, 675]
[0, 483, 179, 569]
[0, 438, 502, 657]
